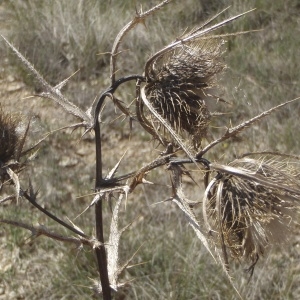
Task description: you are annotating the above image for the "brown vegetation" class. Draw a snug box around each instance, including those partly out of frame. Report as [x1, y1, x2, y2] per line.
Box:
[0, 1, 299, 299]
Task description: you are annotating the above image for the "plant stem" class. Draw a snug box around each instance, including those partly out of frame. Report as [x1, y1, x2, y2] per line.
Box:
[93, 75, 145, 299]
[94, 108, 111, 299]
[95, 201, 111, 299]
[22, 189, 88, 238]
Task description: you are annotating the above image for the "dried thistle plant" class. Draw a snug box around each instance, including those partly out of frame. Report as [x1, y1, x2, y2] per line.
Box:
[0, 105, 25, 201]
[1, 1, 299, 299]
[0, 105, 22, 165]
[144, 38, 225, 148]
[204, 156, 300, 274]
[140, 9, 253, 151]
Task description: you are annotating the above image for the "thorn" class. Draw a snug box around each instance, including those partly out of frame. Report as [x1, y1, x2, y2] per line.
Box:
[141, 178, 154, 185]
[123, 185, 130, 210]
[54, 69, 80, 90]
[106, 150, 128, 179]
[135, 4, 142, 16]
[65, 216, 85, 235]
[139, 17, 148, 29]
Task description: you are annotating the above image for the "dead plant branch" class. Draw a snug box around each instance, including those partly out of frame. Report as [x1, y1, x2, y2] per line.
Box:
[1, 35, 92, 126]
[110, 0, 173, 83]
[197, 96, 300, 158]
[0, 219, 96, 248]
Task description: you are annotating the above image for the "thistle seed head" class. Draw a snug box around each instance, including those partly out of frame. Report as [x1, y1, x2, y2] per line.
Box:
[144, 38, 226, 149]
[205, 157, 300, 270]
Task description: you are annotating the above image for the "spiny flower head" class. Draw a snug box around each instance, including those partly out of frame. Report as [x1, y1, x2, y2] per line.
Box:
[144, 38, 225, 149]
[204, 156, 300, 271]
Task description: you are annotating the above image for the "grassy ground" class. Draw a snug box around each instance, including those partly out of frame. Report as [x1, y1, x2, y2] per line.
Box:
[0, 0, 299, 299]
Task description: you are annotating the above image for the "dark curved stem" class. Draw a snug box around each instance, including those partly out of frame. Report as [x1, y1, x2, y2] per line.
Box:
[94, 94, 111, 299]
[93, 74, 145, 300]
[22, 189, 88, 238]
[93, 74, 145, 126]
[94, 200, 110, 299]
[169, 156, 210, 167]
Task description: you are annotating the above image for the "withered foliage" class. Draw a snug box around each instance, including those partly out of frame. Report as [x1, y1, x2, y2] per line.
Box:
[1, 2, 300, 298]
[144, 38, 225, 149]
[0, 105, 22, 165]
[204, 156, 300, 272]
